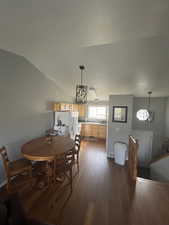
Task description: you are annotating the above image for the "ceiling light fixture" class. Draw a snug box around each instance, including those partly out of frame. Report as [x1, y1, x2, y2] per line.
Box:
[136, 91, 154, 122]
[147, 91, 154, 122]
[88, 86, 98, 102]
[75, 65, 88, 104]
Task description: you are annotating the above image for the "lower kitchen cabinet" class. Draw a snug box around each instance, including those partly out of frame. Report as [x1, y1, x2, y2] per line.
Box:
[81, 124, 106, 139]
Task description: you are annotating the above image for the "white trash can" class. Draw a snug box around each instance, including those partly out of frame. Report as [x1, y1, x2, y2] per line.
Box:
[114, 142, 128, 166]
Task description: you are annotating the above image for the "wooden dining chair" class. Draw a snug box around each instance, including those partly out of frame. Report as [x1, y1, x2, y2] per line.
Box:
[128, 136, 139, 184]
[75, 134, 81, 143]
[54, 150, 75, 192]
[32, 160, 53, 188]
[74, 142, 80, 171]
[0, 146, 32, 193]
[74, 134, 81, 171]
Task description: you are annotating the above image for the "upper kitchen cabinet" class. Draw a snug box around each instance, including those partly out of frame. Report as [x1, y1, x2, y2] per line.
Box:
[53, 103, 72, 112]
[72, 104, 79, 112]
[53, 103, 86, 116]
[78, 104, 86, 117]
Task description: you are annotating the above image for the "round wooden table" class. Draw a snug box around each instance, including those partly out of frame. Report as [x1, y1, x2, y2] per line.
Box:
[21, 136, 75, 161]
[21, 136, 75, 187]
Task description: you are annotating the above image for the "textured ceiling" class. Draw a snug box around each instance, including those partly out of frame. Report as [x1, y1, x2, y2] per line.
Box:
[0, 0, 169, 100]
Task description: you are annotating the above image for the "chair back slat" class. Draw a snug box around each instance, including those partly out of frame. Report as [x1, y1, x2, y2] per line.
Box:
[66, 149, 75, 165]
[0, 146, 9, 173]
[75, 142, 80, 151]
[55, 150, 75, 169]
[74, 134, 81, 151]
[75, 134, 81, 142]
[128, 136, 139, 183]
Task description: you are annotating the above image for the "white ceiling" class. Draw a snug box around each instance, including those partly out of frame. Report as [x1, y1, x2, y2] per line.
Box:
[0, 0, 169, 100]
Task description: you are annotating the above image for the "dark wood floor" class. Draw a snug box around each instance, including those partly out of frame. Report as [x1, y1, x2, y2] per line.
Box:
[3, 140, 169, 225]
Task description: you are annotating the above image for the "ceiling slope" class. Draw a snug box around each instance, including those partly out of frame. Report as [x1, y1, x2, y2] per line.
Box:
[0, 0, 169, 99]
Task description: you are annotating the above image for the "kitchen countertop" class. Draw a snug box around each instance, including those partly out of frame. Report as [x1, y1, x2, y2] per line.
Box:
[79, 122, 107, 126]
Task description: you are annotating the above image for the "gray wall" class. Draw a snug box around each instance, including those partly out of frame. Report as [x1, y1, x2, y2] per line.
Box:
[149, 97, 169, 181]
[165, 97, 169, 137]
[133, 97, 167, 157]
[0, 49, 63, 186]
[106, 95, 133, 158]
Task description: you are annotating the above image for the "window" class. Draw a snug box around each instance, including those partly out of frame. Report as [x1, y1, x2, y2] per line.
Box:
[88, 106, 107, 120]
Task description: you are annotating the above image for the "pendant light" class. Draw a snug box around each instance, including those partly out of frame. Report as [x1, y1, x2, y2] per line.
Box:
[136, 91, 154, 122]
[76, 65, 88, 104]
[148, 91, 152, 110]
[147, 91, 154, 122]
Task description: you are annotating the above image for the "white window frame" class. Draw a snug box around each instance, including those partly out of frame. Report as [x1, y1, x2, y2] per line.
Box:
[88, 105, 107, 121]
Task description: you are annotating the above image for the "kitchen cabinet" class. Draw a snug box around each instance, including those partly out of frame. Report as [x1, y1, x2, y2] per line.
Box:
[53, 103, 86, 117]
[81, 124, 106, 139]
[97, 126, 106, 139]
[72, 104, 79, 112]
[68, 104, 73, 111]
[78, 104, 86, 117]
[53, 103, 73, 112]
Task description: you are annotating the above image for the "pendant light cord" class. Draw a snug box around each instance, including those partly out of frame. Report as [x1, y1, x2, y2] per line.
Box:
[148, 91, 152, 109]
[81, 69, 83, 85]
[79, 65, 85, 86]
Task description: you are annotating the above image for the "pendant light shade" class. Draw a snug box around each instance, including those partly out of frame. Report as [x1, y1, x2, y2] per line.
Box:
[76, 65, 88, 104]
[136, 91, 154, 122]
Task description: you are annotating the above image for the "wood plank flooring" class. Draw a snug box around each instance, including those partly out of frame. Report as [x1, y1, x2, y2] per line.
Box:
[3, 140, 169, 225]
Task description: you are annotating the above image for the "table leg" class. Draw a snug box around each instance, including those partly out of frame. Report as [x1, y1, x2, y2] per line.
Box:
[53, 159, 56, 183]
[46, 161, 50, 187]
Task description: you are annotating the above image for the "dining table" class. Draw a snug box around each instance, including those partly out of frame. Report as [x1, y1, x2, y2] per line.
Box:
[21, 135, 75, 187]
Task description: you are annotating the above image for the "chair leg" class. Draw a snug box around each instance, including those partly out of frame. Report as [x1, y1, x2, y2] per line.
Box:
[7, 175, 13, 193]
[69, 167, 73, 192]
[77, 152, 79, 172]
[7, 180, 10, 193]
[53, 159, 56, 183]
[46, 161, 50, 187]
[29, 167, 33, 187]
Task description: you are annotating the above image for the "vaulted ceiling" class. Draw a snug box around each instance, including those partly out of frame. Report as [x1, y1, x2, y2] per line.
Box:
[0, 0, 169, 100]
